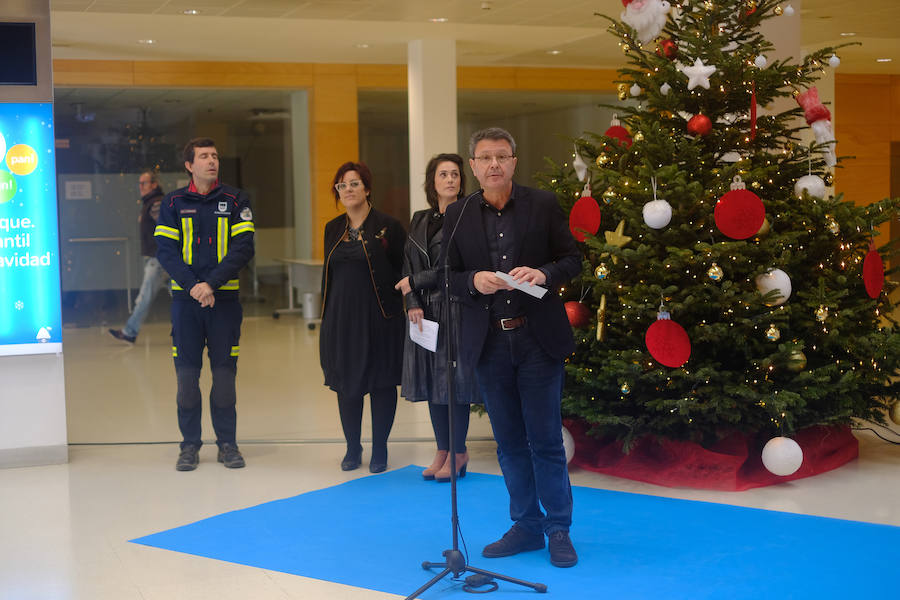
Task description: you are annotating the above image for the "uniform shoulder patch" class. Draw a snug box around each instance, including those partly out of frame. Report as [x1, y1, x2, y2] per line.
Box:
[240, 207, 253, 221]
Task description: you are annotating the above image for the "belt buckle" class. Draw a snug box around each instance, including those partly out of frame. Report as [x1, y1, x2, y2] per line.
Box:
[500, 317, 515, 331]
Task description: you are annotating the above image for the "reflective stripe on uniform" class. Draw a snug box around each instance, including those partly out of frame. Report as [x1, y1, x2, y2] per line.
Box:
[231, 221, 255, 236]
[217, 217, 229, 263]
[172, 280, 183, 290]
[154, 224, 180, 241]
[180, 217, 193, 264]
[230, 346, 240, 357]
[219, 279, 240, 290]
[172, 346, 178, 357]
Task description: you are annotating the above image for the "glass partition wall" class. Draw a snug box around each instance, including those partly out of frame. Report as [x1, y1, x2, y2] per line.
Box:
[53, 88, 296, 327]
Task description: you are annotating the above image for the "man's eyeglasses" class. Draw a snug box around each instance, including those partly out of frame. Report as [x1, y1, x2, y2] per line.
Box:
[335, 180, 364, 192]
[473, 154, 514, 165]
[138, 180, 153, 187]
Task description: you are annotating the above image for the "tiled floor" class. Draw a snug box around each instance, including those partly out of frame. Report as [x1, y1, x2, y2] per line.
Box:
[1, 308, 899, 599]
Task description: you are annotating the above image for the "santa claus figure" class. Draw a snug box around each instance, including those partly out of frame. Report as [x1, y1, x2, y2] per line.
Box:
[621, 0, 671, 46]
[796, 87, 837, 167]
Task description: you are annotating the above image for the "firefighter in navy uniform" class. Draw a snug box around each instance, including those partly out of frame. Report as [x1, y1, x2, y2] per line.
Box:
[154, 138, 255, 471]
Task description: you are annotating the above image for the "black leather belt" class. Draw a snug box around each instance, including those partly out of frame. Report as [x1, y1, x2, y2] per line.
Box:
[493, 316, 526, 331]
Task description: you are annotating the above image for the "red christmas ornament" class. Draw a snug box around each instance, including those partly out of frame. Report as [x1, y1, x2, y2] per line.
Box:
[657, 38, 678, 60]
[645, 312, 691, 368]
[605, 114, 633, 148]
[569, 195, 602, 242]
[714, 176, 765, 240]
[863, 240, 884, 298]
[687, 114, 712, 136]
[565, 301, 592, 329]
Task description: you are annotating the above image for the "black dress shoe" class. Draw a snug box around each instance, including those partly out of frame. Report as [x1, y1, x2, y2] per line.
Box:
[548, 530, 578, 568]
[369, 445, 387, 473]
[109, 328, 136, 344]
[341, 445, 362, 471]
[482, 524, 545, 558]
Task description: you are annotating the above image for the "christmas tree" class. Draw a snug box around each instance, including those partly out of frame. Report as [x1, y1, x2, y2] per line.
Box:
[540, 0, 900, 453]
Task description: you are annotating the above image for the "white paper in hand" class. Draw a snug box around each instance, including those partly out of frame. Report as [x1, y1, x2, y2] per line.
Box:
[409, 318, 439, 352]
[494, 271, 548, 299]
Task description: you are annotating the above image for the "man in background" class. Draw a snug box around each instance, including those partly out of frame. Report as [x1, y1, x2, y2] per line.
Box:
[109, 169, 168, 344]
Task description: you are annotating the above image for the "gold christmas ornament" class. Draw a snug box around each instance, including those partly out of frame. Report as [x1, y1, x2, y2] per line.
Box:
[618, 90, 628, 101]
[815, 305, 829, 322]
[604, 220, 633, 264]
[596, 153, 610, 166]
[787, 349, 807, 372]
[633, 132, 645, 143]
[890, 401, 900, 425]
[746, 0, 758, 11]
[823, 173, 834, 187]
[602, 187, 616, 204]
[595, 263, 610, 280]
[708, 263, 724, 281]
[621, 382, 631, 395]
[825, 215, 840, 235]
[766, 324, 781, 342]
[791, 89, 801, 98]
[774, 5, 784, 16]
[751, 181, 762, 189]
[596, 294, 607, 341]
[756, 218, 771, 237]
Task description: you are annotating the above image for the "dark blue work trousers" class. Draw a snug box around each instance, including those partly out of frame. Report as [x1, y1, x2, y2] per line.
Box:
[476, 326, 573, 536]
[171, 299, 242, 450]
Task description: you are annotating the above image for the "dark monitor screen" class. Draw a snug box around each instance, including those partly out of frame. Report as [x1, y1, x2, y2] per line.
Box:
[0, 23, 38, 86]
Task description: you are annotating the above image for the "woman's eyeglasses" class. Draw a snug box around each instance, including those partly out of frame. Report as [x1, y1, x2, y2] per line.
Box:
[335, 180, 364, 192]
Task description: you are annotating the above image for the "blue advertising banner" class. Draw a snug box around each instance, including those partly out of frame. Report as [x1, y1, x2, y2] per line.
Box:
[0, 103, 62, 356]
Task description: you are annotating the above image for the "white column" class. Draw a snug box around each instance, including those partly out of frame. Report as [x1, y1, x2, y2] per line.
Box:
[290, 91, 312, 258]
[408, 39, 458, 215]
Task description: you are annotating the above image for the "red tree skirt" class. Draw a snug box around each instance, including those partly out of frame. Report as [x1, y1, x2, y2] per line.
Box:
[564, 419, 858, 491]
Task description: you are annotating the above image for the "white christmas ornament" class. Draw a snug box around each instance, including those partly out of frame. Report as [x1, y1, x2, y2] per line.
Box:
[572, 146, 588, 182]
[630, 83, 642, 97]
[784, 4, 795, 16]
[660, 82, 672, 95]
[756, 268, 792, 306]
[828, 54, 840, 68]
[621, 0, 672, 46]
[794, 174, 826, 200]
[642, 199, 672, 229]
[682, 58, 716, 90]
[761, 436, 803, 476]
[754, 55, 767, 68]
[562, 426, 575, 464]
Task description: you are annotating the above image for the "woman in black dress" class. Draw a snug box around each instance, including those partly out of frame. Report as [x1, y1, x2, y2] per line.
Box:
[396, 153, 480, 481]
[320, 161, 407, 473]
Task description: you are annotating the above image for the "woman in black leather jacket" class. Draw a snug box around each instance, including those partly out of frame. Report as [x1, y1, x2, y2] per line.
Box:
[320, 161, 407, 473]
[395, 153, 480, 481]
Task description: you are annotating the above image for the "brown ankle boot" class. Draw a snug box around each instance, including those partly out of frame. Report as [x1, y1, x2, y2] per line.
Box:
[422, 450, 448, 480]
[435, 452, 468, 482]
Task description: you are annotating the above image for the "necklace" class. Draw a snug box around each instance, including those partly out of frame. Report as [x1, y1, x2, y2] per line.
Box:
[347, 226, 360, 241]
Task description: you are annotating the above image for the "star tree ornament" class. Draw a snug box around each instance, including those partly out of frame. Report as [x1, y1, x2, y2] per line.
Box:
[682, 58, 716, 90]
[604, 219, 632, 264]
[645, 301, 691, 368]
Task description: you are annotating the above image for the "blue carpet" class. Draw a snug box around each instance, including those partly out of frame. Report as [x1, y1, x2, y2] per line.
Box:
[132, 465, 898, 599]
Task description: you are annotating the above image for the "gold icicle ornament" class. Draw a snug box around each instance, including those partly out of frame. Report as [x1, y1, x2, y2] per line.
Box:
[596, 295, 607, 341]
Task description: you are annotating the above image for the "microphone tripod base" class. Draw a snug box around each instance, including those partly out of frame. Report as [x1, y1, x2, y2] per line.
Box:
[407, 550, 547, 598]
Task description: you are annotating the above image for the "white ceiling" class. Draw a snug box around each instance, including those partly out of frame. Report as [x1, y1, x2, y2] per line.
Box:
[48, 1, 900, 73]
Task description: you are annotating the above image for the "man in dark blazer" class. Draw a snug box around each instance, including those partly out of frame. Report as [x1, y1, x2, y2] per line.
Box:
[443, 127, 581, 568]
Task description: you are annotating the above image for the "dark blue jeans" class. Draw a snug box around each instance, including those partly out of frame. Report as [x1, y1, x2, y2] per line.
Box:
[476, 326, 573, 536]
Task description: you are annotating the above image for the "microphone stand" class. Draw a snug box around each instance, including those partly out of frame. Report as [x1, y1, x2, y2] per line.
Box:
[404, 193, 547, 598]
